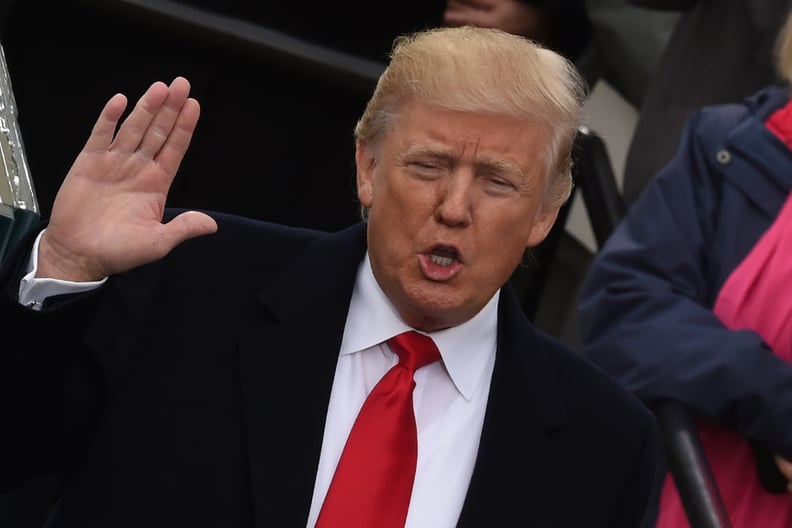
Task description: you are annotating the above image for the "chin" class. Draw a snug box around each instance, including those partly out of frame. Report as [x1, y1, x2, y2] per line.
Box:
[402, 291, 476, 330]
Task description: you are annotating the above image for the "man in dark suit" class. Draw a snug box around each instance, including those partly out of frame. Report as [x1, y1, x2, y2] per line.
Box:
[0, 26, 657, 527]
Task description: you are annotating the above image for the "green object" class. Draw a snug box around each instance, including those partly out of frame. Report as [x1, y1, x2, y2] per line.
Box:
[0, 207, 39, 264]
[0, 41, 39, 265]
[8, 206, 38, 252]
[0, 202, 14, 263]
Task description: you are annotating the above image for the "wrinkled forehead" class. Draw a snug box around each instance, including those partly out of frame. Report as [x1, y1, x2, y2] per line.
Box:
[371, 96, 547, 145]
[376, 99, 551, 171]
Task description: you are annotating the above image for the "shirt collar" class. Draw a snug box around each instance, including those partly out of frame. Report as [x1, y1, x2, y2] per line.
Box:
[341, 252, 499, 401]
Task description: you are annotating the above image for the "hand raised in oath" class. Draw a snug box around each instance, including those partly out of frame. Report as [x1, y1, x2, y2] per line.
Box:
[37, 76, 217, 282]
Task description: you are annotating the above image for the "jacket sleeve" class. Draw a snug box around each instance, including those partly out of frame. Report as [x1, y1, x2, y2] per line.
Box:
[0, 228, 138, 491]
[578, 108, 792, 459]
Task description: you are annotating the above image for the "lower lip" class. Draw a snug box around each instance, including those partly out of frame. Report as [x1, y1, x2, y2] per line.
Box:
[419, 253, 463, 281]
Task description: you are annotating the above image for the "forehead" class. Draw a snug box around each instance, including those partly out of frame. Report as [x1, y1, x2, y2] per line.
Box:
[384, 100, 547, 172]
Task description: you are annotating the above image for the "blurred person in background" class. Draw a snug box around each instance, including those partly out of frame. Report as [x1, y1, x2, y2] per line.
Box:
[580, 10, 792, 527]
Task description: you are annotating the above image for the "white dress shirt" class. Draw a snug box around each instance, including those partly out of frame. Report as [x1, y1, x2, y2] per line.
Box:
[19, 232, 498, 528]
[18, 231, 107, 310]
[307, 254, 497, 528]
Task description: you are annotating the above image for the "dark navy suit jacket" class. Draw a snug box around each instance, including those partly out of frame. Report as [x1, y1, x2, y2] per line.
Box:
[0, 214, 657, 527]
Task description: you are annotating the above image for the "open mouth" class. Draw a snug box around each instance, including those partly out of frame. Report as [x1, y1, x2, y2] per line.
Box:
[419, 244, 464, 281]
[429, 246, 458, 267]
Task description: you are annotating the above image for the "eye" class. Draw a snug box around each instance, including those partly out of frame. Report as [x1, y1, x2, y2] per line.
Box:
[483, 175, 516, 195]
[489, 177, 511, 187]
[406, 159, 445, 179]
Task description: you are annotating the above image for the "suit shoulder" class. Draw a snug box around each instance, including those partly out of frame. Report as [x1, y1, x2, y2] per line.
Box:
[536, 329, 654, 424]
[499, 286, 653, 424]
[163, 209, 327, 270]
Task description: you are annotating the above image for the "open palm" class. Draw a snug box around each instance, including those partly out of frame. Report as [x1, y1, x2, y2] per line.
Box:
[39, 77, 217, 281]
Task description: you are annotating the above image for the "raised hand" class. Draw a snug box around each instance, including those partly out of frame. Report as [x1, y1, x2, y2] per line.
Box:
[443, 0, 545, 39]
[775, 454, 792, 493]
[37, 77, 217, 282]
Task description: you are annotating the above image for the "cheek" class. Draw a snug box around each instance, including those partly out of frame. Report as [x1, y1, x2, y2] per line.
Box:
[382, 177, 434, 215]
[487, 238, 527, 271]
[488, 205, 538, 242]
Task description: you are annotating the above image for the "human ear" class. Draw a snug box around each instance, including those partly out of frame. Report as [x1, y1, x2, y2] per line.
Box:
[355, 139, 376, 207]
[525, 206, 560, 248]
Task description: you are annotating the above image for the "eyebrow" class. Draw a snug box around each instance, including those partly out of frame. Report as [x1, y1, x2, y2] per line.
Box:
[401, 145, 526, 178]
[401, 144, 455, 163]
[475, 158, 525, 179]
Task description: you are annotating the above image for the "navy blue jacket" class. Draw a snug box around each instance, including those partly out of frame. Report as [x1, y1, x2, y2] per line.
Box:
[1, 215, 657, 527]
[580, 84, 792, 458]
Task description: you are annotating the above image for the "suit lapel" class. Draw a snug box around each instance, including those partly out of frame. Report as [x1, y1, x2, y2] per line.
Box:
[237, 224, 569, 526]
[457, 286, 568, 527]
[238, 223, 367, 527]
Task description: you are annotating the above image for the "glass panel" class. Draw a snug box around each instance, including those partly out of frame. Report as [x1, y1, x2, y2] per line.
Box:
[0, 202, 14, 262]
[0, 41, 39, 263]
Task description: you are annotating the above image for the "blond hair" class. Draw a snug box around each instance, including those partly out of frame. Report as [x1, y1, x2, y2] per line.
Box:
[776, 12, 792, 82]
[355, 26, 586, 211]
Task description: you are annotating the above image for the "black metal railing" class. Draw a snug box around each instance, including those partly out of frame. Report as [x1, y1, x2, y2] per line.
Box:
[571, 127, 731, 528]
[78, 0, 384, 94]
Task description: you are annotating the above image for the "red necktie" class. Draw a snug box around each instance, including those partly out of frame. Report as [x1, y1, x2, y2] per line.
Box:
[316, 331, 441, 527]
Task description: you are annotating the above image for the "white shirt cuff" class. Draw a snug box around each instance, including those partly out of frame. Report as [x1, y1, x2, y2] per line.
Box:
[18, 229, 108, 311]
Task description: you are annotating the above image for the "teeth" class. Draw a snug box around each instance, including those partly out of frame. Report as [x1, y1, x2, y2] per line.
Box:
[430, 255, 454, 266]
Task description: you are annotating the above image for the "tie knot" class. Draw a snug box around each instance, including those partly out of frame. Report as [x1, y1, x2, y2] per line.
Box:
[388, 331, 441, 372]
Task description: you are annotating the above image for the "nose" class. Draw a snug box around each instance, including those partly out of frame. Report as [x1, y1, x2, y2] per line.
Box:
[435, 174, 473, 227]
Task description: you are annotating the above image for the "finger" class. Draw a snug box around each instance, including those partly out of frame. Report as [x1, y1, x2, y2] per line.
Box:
[138, 77, 192, 158]
[111, 81, 170, 153]
[446, 0, 493, 9]
[155, 211, 218, 256]
[82, 93, 128, 153]
[154, 97, 200, 177]
[776, 454, 792, 477]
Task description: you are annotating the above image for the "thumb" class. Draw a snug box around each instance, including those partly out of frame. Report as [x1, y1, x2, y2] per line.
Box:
[157, 211, 218, 253]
